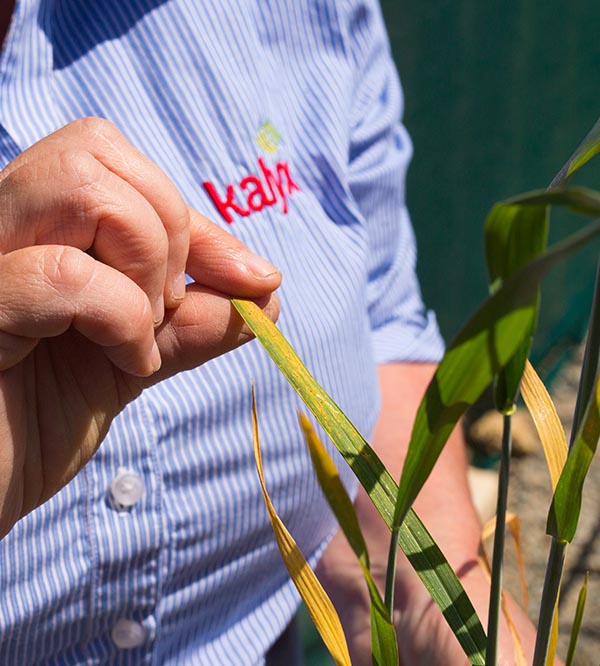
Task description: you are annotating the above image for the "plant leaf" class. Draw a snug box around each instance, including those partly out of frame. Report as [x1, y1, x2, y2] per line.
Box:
[395, 215, 600, 528]
[545, 599, 560, 666]
[520, 360, 568, 490]
[233, 298, 487, 665]
[550, 117, 600, 187]
[300, 414, 399, 666]
[484, 202, 548, 411]
[547, 372, 600, 541]
[484, 187, 600, 410]
[251, 389, 351, 666]
[565, 572, 588, 666]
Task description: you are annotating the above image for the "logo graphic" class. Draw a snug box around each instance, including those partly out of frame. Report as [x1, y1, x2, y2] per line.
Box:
[255, 121, 281, 154]
[203, 122, 300, 224]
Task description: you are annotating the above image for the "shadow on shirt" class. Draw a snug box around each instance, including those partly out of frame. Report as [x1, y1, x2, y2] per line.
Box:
[40, 0, 170, 69]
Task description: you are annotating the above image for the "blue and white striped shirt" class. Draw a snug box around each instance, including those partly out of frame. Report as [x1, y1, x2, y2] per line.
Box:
[0, 1, 444, 664]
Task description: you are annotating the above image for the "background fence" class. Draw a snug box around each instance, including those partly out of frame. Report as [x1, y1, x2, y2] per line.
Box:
[382, 0, 600, 372]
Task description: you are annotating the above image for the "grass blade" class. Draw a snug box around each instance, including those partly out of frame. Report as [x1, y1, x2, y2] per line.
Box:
[251, 389, 351, 666]
[520, 360, 568, 490]
[516, 371, 566, 665]
[547, 372, 600, 541]
[565, 572, 588, 666]
[550, 117, 600, 187]
[234, 298, 487, 665]
[300, 414, 399, 666]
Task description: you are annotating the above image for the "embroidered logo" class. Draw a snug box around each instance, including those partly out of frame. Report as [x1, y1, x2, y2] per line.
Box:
[203, 123, 300, 225]
[255, 121, 281, 154]
[203, 158, 300, 224]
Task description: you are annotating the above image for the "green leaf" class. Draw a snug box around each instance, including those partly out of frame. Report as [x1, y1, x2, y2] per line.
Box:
[483, 186, 600, 412]
[395, 216, 600, 527]
[550, 117, 600, 187]
[484, 203, 549, 289]
[565, 572, 589, 666]
[547, 374, 600, 541]
[484, 201, 549, 411]
[300, 414, 399, 666]
[232, 298, 487, 665]
[507, 186, 600, 216]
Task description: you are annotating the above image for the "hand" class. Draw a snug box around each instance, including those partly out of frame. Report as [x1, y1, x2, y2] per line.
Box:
[0, 117, 281, 538]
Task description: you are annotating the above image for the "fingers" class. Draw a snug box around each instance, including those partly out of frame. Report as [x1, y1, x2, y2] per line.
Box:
[0, 117, 190, 316]
[0, 246, 159, 376]
[186, 209, 282, 296]
[147, 286, 280, 384]
[0, 117, 281, 319]
[0, 155, 173, 324]
[0, 117, 283, 380]
[0, 244, 280, 380]
[61, 118, 191, 309]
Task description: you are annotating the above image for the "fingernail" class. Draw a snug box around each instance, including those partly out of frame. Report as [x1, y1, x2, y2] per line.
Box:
[153, 299, 164, 326]
[245, 253, 280, 279]
[172, 273, 186, 302]
[150, 340, 161, 373]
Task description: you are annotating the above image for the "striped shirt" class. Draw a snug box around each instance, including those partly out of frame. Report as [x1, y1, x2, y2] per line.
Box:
[0, 1, 444, 664]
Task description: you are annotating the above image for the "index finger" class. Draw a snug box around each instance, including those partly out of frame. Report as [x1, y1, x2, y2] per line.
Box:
[39, 118, 190, 309]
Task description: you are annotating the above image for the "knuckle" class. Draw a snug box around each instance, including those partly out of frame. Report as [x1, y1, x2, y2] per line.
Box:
[40, 245, 92, 296]
[69, 116, 119, 143]
[57, 149, 102, 189]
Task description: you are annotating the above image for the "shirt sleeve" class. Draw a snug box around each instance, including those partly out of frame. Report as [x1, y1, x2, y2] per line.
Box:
[345, 0, 445, 364]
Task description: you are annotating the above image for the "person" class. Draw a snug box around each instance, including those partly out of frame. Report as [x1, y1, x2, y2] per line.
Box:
[0, 1, 538, 664]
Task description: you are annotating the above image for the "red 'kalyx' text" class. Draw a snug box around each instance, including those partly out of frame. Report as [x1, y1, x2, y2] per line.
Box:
[203, 157, 300, 224]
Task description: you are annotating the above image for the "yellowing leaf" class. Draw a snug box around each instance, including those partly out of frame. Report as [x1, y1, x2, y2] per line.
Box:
[520, 360, 568, 489]
[251, 389, 351, 666]
[520, 361, 567, 657]
[300, 414, 399, 665]
[300, 413, 369, 567]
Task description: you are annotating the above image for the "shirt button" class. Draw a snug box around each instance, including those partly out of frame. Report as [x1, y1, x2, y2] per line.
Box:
[109, 468, 145, 508]
[111, 618, 146, 649]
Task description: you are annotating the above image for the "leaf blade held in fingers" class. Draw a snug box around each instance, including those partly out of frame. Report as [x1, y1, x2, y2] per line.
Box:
[234, 298, 487, 665]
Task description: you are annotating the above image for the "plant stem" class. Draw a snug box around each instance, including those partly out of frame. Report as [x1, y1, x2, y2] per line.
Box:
[485, 413, 512, 666]
[532, 539, 567, 666]
[384, 526, 399, 615]
[534, 256, 600, 664]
